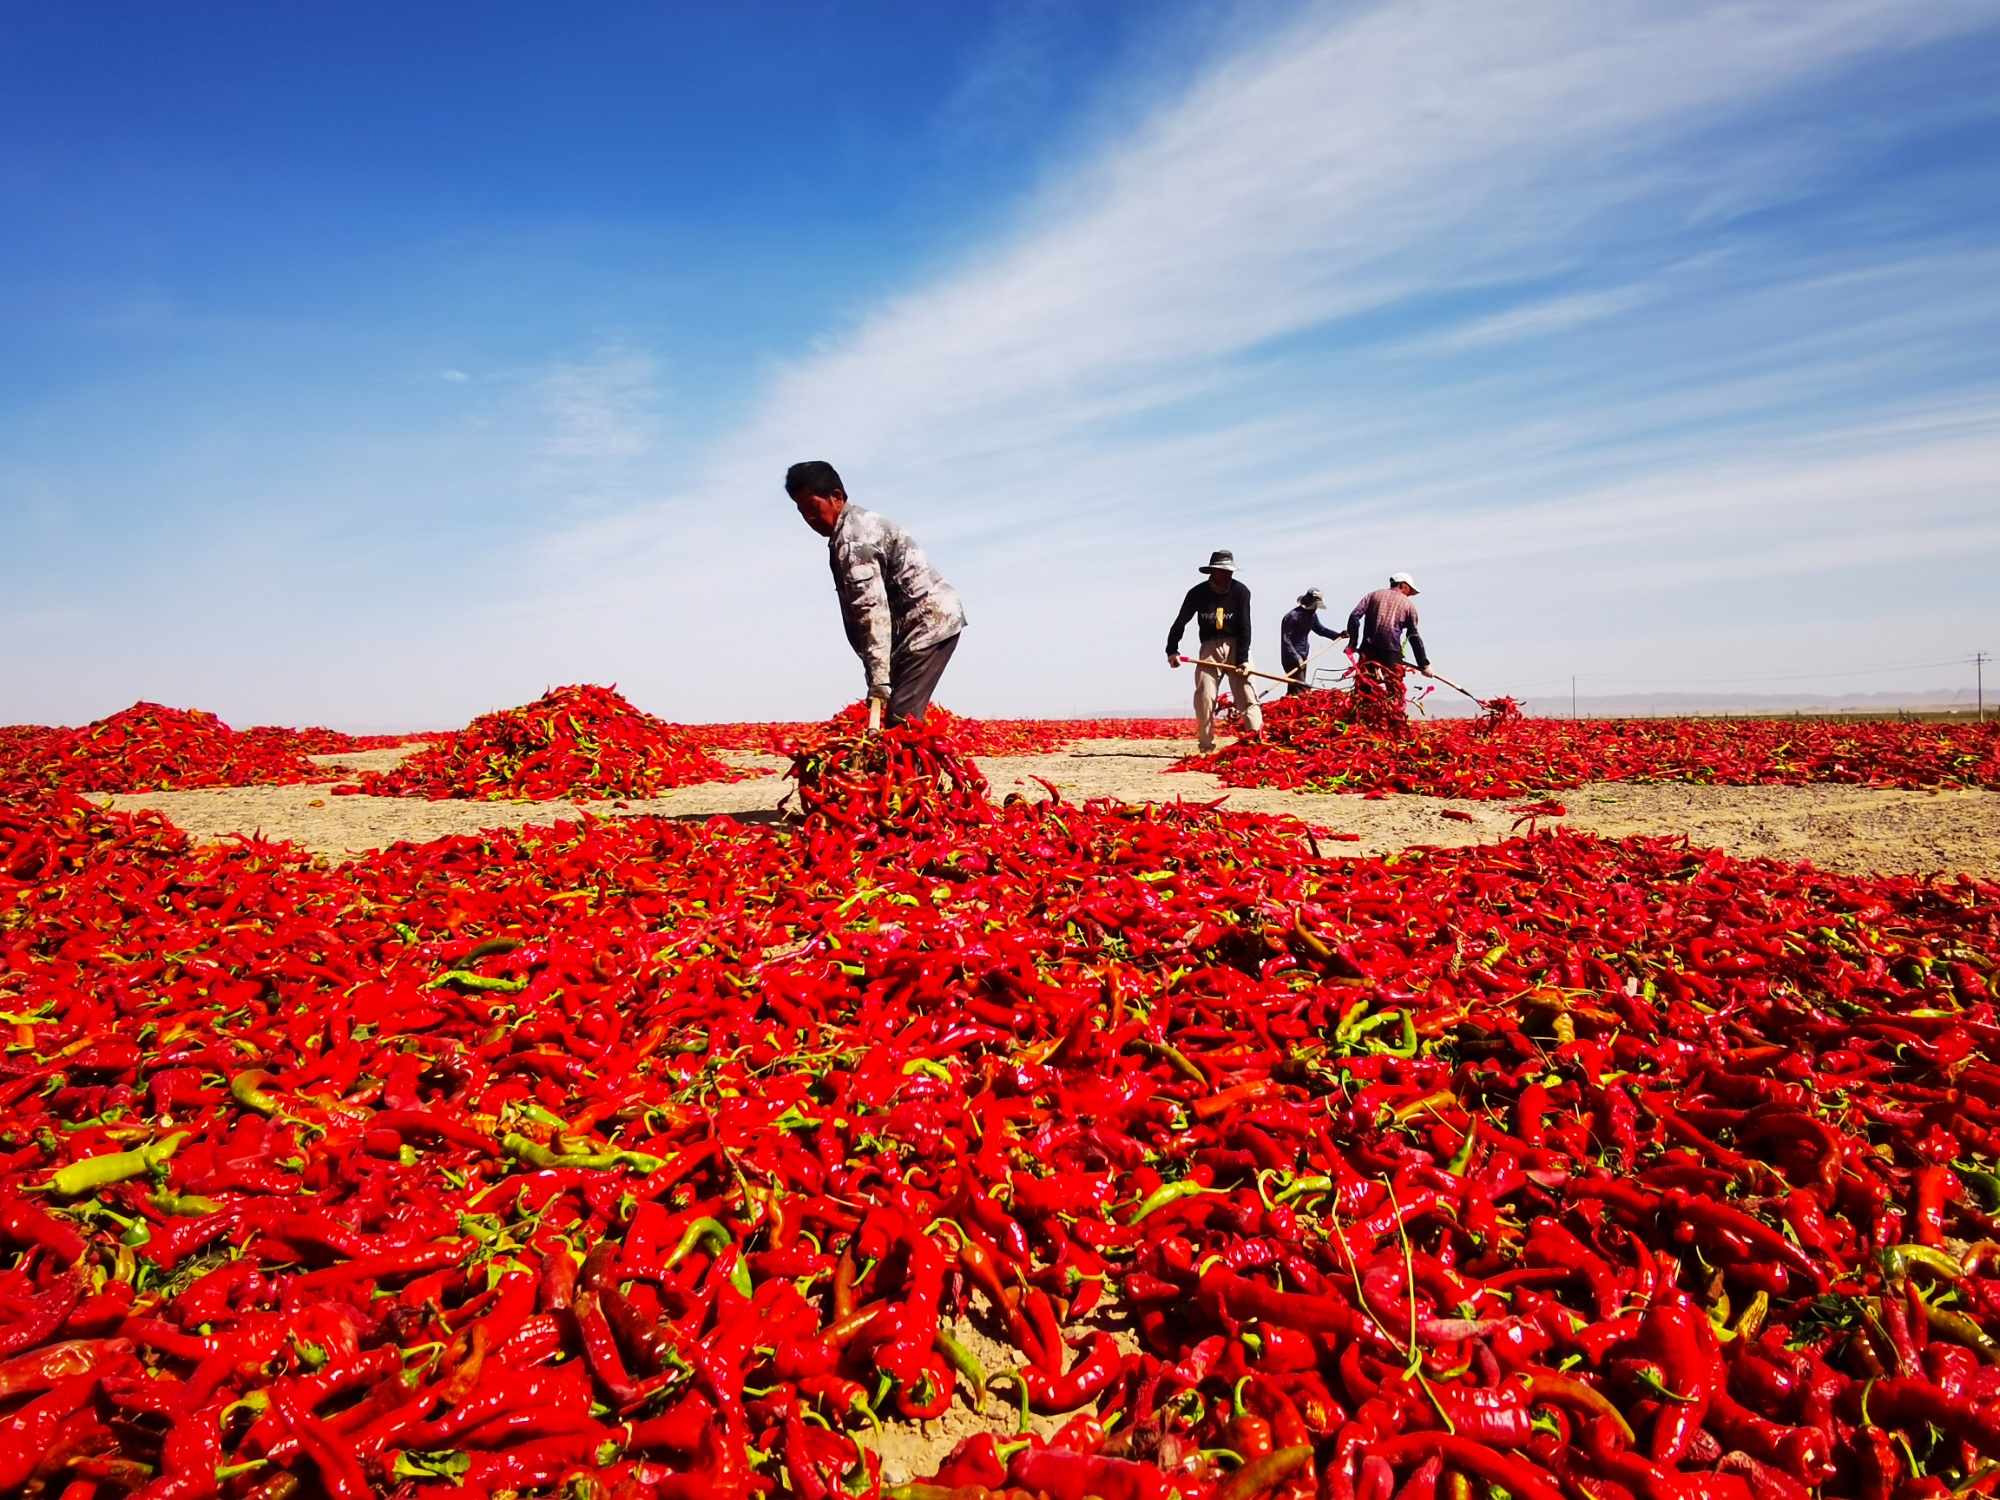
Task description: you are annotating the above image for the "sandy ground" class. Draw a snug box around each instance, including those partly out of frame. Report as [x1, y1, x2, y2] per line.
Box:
[102, 738, 2000, 878]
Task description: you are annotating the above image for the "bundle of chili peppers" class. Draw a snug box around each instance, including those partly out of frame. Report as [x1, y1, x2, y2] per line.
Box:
[1194, 693, 2000, 799]
[786, 719, 994, 835]
[343, 685, 740, 802]
[3, 711, 2000, 1500]
[699, 708, 1199, 758]
[0, 704, 324, 794]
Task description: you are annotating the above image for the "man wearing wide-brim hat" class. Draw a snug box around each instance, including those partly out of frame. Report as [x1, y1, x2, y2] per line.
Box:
[1281, 588, 1346, 696]
[1166, 550, 1264, 754]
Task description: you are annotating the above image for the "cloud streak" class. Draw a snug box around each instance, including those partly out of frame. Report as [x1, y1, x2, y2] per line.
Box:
[15, 1, 1988, 728]
[513, 0, 1998, 720]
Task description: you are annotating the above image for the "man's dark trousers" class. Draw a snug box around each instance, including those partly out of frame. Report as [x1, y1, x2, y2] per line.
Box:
[887, 633, 960, 724]
[1281, 650, 1310, 695]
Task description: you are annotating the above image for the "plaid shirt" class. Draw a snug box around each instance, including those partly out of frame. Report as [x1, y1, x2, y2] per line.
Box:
[1347, 588, 1428, 669]
[828, 505, 966, 695]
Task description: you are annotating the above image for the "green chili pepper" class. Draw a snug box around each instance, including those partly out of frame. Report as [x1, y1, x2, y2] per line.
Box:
[48, 1130, 188, 1197]
[1274, 1173, 1334, 1204]
[1130, 1179, 1216, 1225]
[666, 1216, 733, 1269]
[150, 1186, 224, 1217]
[933, 1324, 986, 1405]
[230, 1072, 283, 1116]
[1958, 1166, 2000, 1210]
[1446, 1128, 1477, 1176]
[499, 1133, 662, 1175]
[427, 969, 529, 994]
[1925, 1304, 2000, 1364]
[1881, 1244, 1963, 1282]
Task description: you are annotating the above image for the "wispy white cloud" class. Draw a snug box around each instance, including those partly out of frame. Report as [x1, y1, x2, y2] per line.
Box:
[504, 0, 1998, 720]
[1416, 287, 1653, 351]
[535, 348, 663, 463]
[23, 0, 1983, 728]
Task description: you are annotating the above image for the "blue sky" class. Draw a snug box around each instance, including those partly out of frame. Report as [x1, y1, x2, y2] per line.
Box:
[3, 0, 1998, 728]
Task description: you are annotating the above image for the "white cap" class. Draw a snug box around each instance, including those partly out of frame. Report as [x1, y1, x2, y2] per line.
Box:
[1389, 572, 1419, 594]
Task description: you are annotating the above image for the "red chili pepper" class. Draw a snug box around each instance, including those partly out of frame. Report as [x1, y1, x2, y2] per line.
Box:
[1366, 1431, 1567, 1500]
[1915, 1163, 1960, 1247]
[1008, 1446, 1170, 1500]
[1011, 1331, 1122, 1413]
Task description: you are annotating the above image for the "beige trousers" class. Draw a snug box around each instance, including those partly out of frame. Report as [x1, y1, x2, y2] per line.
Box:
[1192, 639, 1263, 751]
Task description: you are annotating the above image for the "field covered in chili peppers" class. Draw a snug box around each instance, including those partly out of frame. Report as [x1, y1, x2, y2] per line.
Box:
[694, 705, 1199, 759]
[1195, 693, 2000, 800]
[2, 715, 2000, 1500]
[1, 691, 1197, 805]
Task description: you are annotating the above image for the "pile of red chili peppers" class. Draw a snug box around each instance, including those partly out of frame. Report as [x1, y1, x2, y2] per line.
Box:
[0, 706, 334, 795]
[2, 712, 1999, 1500]
[1195, 693, 2000, 799]
[342, 686, 740, 802]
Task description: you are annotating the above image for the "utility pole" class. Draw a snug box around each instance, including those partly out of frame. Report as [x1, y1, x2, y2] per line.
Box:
[1571, 676, 1577, 721]
[1978, 651, 1990, 722]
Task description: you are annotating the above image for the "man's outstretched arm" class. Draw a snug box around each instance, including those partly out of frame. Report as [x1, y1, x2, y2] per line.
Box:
[833, 548, 895, 697]
[1166, 593, 1198, 661]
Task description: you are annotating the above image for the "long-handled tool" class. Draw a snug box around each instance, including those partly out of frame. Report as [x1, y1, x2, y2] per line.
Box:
[1254, 640, 1352, 702]
[1423, 669, 1518, 718]
[1425, 669, 1483, 706]
[1295, 638, 1349, 680]
[1186, 657, 1306, 688]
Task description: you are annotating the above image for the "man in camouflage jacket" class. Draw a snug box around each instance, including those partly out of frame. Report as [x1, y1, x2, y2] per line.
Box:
[786, 460, 966, 725]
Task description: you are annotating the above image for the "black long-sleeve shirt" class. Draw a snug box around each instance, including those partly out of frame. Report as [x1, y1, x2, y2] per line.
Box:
[1347, 587, 1428, 669]
[1280, 606, 1343, 668]
[1167, 579, 1252, 661]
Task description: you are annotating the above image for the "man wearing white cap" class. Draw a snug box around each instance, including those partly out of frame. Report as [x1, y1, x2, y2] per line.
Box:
[1280, 589, 1346, 695]
[1346, 573, 1431, 728]
[1167, 550, 1264, 753]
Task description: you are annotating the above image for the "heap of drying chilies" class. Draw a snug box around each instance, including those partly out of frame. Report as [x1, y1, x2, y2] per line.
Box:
[1195, 690, 2000, 799]
[0, 705, 332, 795]
[2, 717, 2000, 1500]
[699, 706, 1200, 758]
[340, 685, 739, 802]
[0, 708, 416, 798]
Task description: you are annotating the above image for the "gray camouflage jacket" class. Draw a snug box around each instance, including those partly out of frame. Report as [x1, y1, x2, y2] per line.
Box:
[827, 504, 966, 695]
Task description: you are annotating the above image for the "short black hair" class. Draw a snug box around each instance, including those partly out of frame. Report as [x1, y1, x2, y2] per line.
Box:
[785, 460, 845, 500]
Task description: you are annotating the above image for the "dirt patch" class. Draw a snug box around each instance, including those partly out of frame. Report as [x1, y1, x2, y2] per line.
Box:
[866, 1290, 1144, 1485]
[106, 738, 2000, 878]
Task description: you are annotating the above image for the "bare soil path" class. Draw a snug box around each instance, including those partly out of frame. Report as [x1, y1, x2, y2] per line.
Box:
[102, 739, 2000, 878]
